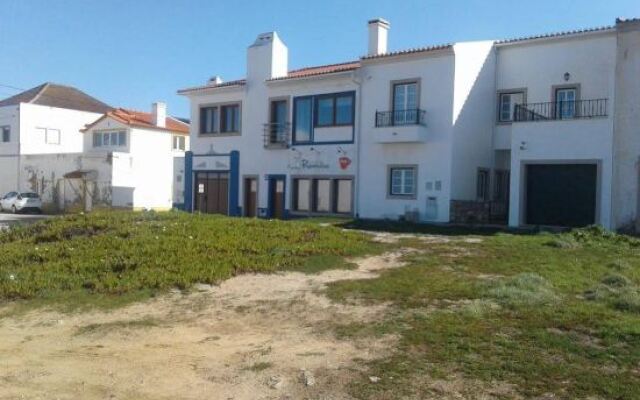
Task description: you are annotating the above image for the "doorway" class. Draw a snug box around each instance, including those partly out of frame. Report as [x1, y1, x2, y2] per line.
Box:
[244, 177, 258, 217]
[268, 176, 285, 219]
[194, 172, 229, 215]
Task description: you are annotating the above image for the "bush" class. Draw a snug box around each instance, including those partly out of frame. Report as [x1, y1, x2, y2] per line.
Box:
[601, 273, 631, 288]
[486, 273, 558, 307]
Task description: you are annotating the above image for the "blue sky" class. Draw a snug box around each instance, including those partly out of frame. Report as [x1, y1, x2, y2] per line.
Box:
[0, 0, 638, 117]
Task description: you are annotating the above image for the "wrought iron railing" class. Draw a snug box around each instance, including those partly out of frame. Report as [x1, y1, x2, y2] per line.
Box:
[513, 99, 608, 122]
[263, 122, 291, 148]
[375, 109, 426, 127]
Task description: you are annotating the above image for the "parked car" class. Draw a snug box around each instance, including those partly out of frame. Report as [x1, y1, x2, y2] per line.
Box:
[0, 192, 42, 214]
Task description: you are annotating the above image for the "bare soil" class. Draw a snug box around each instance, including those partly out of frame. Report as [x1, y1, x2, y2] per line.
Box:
[0, 250, 412, 400]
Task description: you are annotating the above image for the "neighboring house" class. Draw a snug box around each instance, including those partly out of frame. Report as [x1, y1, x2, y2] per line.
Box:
[0, 82, 190, 211]
[0, 82, 112, 196]
[81, 104, 190, 210]
[179, 17, 640, 230]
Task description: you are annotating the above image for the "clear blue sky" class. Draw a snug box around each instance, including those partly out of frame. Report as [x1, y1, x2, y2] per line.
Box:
[1, 0, 638, 118]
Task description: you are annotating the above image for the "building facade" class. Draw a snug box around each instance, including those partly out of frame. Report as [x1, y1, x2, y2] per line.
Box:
[179, 18, 640, 230]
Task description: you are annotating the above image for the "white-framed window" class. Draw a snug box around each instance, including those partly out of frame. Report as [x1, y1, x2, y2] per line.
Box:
[93, 130, 127, 148]
[292, 177, 353, 214]
[498, 91, 525, 122]
[45, 128, 61, 145]
[393, 81, 418, 125]
[389, 166, 416, 197]
[555, 87, 578, 119]
[173, 135, 186, 151]
[1, 126, 10, 143]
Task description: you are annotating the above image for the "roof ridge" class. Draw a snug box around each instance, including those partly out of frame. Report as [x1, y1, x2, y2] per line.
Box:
[496, 24, 614, 44]
[28, 83, 50, 104]
[288, 60, 361, 73]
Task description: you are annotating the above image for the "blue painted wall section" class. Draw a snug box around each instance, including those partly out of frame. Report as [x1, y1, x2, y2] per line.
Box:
[184, 151, 194, 212]
[229, 150, 240, 216]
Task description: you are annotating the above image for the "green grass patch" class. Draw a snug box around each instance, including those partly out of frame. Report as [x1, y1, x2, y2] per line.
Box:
[243, 361, 273, 372]
[328, 226, 640, 399]
[75, 317, 161, 336]
[0, 210, 376, 307]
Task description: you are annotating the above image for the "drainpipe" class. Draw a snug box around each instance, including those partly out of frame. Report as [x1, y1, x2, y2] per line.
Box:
[351, 70, 364, 218]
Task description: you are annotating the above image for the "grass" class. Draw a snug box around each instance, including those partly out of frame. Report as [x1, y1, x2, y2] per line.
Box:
[75, 317, 161, 336]
[0, 210, 377, 307]
[326, 224, 640, 399]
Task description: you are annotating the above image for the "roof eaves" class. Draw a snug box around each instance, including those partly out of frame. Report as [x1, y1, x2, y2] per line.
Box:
[361, 44, 453, 60]
[495, 25, 615, 45]
[177, 80, 246, 95]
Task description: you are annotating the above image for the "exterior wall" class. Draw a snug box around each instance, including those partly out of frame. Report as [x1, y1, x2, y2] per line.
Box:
[612, 21, 640, 230]
[450, 42, 496, 200]
[357, 51, 455, 222]
[19, 103, 102, 154]
[0, 105, 20, 195]
[17, 153, 113, 212]
[508, 119, 614, 228]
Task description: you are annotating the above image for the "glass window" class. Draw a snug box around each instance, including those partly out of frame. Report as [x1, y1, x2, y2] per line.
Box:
[110, 132, 118, 146]
[294, 97, 312, 143]
[93, 132, 101, 147]
[45, 129, 60, 145]
[118, 131, 127, 146]
[494, 170, 510, 202]
[1, 126, 10, 143]
[221, 104, 240, 133]
[393, 82, 418, 112]
[200, 106, 218, 134]
[173, 135, 185, 151]
[102, 133, 110, 146]
[477, 169, 490, 201]
[314, 179, 331, 212]
[390, 167, 416, 196]
[316, 97, 334, 126]
[336, 95, 354, 125]
[499, 92, 524, 122]
[555, 88, 577, 119]
[293, 178, 311, 211]
[335, 179, 353, 213]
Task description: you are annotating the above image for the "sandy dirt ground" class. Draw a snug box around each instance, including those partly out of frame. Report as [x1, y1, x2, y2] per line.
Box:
[0, 247, 414, 400]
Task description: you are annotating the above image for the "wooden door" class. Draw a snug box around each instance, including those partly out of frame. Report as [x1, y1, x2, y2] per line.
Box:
[244, 178, 257, 217]
[271, 178, 285, 219]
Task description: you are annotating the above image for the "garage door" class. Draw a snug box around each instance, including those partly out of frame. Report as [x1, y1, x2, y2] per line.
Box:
[526, 164, 597, 227]
[194, 172, 229, 215]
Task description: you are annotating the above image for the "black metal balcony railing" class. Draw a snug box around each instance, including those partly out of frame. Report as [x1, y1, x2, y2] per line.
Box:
[375, 109, 426, 127]
[263, 122, 291, 148]
[513, 99, 608, 122]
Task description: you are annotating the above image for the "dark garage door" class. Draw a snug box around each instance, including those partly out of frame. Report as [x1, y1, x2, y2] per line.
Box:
[526, 164, 597, 227]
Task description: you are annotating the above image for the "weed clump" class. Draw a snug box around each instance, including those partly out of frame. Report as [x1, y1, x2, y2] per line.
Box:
[486, 273, 557, 307]
[584, 272, 640, 313]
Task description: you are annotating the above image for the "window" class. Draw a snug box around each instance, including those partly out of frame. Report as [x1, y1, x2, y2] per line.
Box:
[93, 131, 127, 148]
[314, 92, 354, 127]
[200, 106, 218, 134]
[173, 135, 186, 151]
[389, 167, 416, 197]
[1, 126, 10, 143]
[555, 87, 578, 119]
[45, 129, 61, 145]
[393, 81, 418, 125]
[498, 91, 525, 122]
[292, 177, 353, 214]
[477, 169, 490, 201]
[494, 170, 510, 202]
[221, 104, 240, 133]
[293, 97, 312, 143]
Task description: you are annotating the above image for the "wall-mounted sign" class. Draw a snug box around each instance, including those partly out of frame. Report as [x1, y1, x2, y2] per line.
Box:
[193, 155, 230, 171]
[288, 152, 330, 170]
[339, 156, 352, 170]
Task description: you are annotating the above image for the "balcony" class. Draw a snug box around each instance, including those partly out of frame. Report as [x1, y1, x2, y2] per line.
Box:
[374, 109, 428, 143]
[514, 99, 608, 122]
[263, 122, 290, 149]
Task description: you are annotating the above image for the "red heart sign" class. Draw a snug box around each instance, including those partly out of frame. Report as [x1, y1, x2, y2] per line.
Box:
[339, 156, 351, 170]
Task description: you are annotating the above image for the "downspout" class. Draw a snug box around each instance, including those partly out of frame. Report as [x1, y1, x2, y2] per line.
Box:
[351, 69, 364, 218]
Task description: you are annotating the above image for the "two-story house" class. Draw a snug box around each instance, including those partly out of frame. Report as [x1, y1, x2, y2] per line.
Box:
[0, 82, 112, 196]
[179, 18, 640, 231]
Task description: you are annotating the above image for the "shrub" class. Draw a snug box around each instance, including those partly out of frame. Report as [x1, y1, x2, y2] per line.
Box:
[486, 273, 558, 307]
[601, 273, 631, 288]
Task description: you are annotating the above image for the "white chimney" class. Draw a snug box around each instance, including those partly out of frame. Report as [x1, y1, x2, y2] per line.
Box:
[152, 102, 166, 128]
[368, 18, 390, 56]
[247, 31, 288, 83]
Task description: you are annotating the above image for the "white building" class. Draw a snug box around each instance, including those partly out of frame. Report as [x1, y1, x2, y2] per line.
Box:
[179, 18, 640, 230]
[0, 83, 190, 211]
[0, 82, 112, 196]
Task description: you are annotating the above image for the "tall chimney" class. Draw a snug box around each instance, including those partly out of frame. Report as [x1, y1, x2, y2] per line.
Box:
[368, 18, 390, 56]
[152, 102, 166, 128]
[247, 31, 288, 83]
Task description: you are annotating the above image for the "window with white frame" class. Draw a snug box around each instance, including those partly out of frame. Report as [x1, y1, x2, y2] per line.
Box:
[93, 130, 127, 148]
[45, 128, 61, 145]
[173, 135, 186, 151]
[477, 168, 490, 201]
[498, 91, 525, 122]
[292, 177, 353, 214]
[389, 166, 416, 197]
[1, 126, 10, 143]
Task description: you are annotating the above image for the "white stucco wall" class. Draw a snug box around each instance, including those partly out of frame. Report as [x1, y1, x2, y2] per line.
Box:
[19, 103, 102, 154]
[357, 51, 456, 221]
[0, 105, 20, 195]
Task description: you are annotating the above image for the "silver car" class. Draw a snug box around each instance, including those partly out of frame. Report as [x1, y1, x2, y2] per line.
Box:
[0, 192, 42, 214]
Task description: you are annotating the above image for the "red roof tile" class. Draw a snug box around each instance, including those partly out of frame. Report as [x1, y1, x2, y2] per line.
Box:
[496, 25, 614, 45]
[268, 61, 361, 81]
[361, 44, 453, 60]
[85, 108, 189, 134]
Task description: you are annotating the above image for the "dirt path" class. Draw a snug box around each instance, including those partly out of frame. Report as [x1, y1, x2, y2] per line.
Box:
[0, 249, 413, 400]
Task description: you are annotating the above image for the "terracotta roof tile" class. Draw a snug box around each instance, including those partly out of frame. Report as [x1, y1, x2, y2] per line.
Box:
[86, 108, 189, 134]
[361, 44, 453, 60]
[268, 61, 361, 81]
[496, 25, 614, 45]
